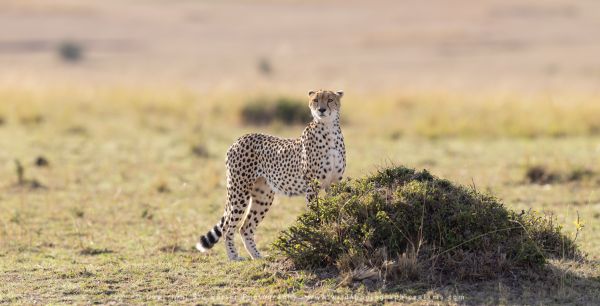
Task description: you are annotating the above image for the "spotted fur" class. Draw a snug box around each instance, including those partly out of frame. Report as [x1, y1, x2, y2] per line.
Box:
[196, 89, 346, 260]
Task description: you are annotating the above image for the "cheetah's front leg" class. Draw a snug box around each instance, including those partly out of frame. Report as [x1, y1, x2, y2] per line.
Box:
[304, 174, 320, 206]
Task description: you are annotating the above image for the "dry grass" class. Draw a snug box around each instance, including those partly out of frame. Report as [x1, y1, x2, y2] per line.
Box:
[2, 86, 600, 138]
[0, 86, 599, 304]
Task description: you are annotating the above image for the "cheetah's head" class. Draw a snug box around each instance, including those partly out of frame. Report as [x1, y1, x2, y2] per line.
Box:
[308, 89, 343, 123]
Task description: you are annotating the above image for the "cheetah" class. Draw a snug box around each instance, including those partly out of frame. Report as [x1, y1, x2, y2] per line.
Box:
[196, 89, 346, 260]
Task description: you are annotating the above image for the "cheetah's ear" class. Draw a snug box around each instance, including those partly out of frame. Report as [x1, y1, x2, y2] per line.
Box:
[308, 90, 316, 96]
[336, 90, 344, 98]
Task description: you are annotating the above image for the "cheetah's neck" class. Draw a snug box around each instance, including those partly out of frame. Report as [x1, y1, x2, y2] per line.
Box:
[312, 116, 340, 130]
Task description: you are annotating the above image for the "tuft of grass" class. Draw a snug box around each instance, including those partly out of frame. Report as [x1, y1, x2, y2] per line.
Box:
[158, 244, 187, 253]
[155, 182, 171, 193]
[191, 143, 210, 158]
[15, 159, 24, 185]
[9, 211, 21, 224]
[64, 125, 88, 135]
[35, 156, 50, 167]
[141, 208, 154, 220]
[13, 159, 45, 189]
[240, 97, 312, 126]
[71, 208, 85, 218]
[79, 248, 113, 256]
[61, 268, 95, 279]
[19, 114, 44, 126]
[273, 166, 580, 283]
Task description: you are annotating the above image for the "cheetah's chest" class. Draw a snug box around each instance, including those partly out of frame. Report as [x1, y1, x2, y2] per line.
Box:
[320, 133, 344, 188]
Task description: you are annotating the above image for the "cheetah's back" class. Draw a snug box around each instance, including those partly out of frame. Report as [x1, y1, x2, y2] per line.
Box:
[227, 133, 306, 196]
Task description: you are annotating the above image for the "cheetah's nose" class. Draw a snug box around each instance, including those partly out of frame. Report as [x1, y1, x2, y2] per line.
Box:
[318, 108, 326, 114]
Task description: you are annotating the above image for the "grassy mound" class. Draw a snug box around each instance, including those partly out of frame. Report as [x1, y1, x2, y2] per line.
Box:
[273, 166, 580, 282]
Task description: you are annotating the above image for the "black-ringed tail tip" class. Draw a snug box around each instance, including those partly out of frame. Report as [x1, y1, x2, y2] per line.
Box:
[195, 242, 207, 252]
[196, 224, 222, 252]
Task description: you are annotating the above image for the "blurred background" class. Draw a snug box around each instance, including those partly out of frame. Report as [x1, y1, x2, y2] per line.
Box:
[2, 0, 600, 93]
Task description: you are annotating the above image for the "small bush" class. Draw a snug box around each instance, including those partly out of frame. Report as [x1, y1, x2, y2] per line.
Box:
[257, 57, 272, 75]
[241, 97, 312, 126]
[58, 41, 83, 62]
[191, 143, 210, 158]
[525, 165, 560, 184]
[273, 166, 579, 283]
[566, 167, 595, 182]
[525, 164, 595, 184]
[35, 156, 50, 167]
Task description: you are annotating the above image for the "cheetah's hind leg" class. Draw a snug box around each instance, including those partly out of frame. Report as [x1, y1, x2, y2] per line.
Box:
[240, 177, 274, 259]
[222, 179, 253, 261]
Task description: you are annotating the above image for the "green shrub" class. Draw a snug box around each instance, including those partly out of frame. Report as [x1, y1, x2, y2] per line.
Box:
[273, 166, 579, 282]
[58, 41, 83, 62]
[257, 57, 272, 75]
[241, 97, 312, 126]
[524, 164, 596, 184]
[525, 165, 560, 184]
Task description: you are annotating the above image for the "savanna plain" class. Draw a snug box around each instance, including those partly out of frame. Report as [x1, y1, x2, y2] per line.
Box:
[1, 88, 599, 304]
[1, 0, 600, 305]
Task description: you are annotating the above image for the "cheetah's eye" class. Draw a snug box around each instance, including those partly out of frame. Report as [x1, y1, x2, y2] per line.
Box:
[328, 99, 333, 102]
[312, 99, 318, 103]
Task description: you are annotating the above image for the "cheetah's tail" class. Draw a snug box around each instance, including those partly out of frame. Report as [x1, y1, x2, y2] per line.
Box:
[195, 217, 225, 252]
